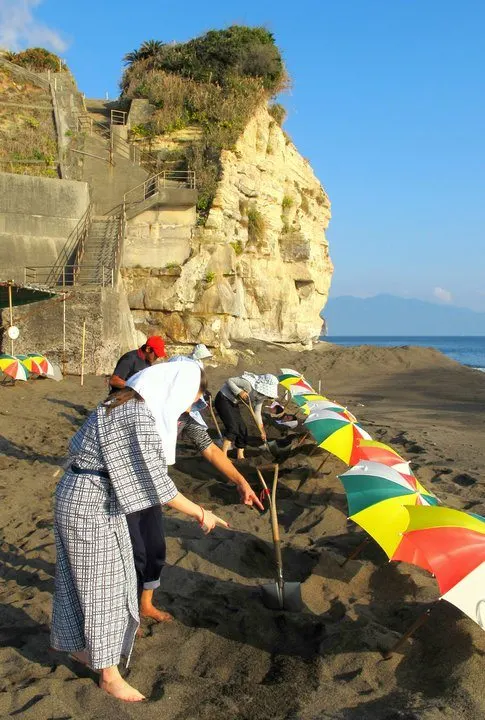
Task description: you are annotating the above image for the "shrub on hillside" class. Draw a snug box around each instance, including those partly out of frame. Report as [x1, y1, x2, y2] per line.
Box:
[5, 48, 66, 72]
[269, 102, 287, 126]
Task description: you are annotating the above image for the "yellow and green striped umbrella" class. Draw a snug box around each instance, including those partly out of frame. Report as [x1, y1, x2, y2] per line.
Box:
[304, 409, 371, 464]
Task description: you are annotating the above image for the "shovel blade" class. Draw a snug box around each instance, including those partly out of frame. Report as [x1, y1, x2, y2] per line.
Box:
[261, 581, 303, 612]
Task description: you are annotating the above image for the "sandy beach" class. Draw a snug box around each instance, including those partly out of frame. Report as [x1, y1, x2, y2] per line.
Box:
[1, 341, 485, 719]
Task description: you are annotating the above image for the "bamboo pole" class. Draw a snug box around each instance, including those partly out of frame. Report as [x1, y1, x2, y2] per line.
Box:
[256, 467, 272, 510]
[318, 379, 321, 395]
[80, 320, 86, 386]
[8, 281, 13, 355]
[241, 396, 270, 451]
[62, 292, 67, 376]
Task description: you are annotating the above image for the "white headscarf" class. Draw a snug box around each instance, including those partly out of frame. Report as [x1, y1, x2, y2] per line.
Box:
[127, 361, 201, 465]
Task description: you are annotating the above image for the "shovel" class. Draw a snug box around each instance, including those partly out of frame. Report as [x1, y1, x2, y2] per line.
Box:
[258, 465, 303, 612]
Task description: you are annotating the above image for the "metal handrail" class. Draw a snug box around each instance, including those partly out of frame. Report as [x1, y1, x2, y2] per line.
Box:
[111, 109, 127, 125]
[45, 205, 92, 286]
[24, 265, 115, 287]
[0, 57, 50, 91]
[123, 170, 196, 206]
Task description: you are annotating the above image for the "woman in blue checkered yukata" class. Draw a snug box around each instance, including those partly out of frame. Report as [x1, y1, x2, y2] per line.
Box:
[51, 361, 228, 703]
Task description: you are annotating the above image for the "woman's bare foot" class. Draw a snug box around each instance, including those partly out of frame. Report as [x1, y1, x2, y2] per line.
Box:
[237, 449, 245, 460]
[99, 667, 145, 702]
[140, 588, 174, 623]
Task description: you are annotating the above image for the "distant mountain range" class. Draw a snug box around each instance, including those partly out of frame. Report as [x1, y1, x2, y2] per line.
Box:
[323, 294, 485, 336]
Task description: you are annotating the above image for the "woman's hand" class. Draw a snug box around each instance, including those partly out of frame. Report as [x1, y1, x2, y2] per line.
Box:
[239, 390, 250, 402]
[236, 480, 264, 511]
[198, 507, 229, 534]
[260, 427, 267, 442]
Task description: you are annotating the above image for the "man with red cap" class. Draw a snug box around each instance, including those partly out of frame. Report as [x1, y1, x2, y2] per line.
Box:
[109, 336, 166, 393]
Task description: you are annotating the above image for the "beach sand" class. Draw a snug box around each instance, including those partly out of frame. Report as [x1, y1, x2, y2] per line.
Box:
[1, 341, 485, 719]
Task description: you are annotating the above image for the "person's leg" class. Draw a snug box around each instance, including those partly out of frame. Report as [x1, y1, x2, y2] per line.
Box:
[99, 666, 145, 702]
[139, 506, 173, 622]
[214, 392, 239, 456]
[233, 405, 248, 459]
[126, 510, 147, 601]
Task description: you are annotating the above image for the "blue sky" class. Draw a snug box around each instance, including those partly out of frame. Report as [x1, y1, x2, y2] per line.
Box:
[3, 0, 485, 310]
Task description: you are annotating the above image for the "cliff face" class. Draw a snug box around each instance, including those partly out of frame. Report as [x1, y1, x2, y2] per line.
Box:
[122, 105, 333, 347]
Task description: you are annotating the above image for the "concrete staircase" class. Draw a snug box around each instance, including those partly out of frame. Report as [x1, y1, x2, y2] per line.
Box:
[76, 216, 120, 285]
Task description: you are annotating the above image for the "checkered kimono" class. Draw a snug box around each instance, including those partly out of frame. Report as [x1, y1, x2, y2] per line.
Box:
[51, 398, 177, 670]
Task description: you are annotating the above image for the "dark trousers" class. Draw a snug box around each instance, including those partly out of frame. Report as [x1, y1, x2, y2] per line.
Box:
[214, 391, 248, 449]
[126, 505, 166, 598]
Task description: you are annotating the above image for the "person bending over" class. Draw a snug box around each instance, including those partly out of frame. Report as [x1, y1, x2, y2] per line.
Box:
[214, 372, 279, 460]
[51, 361, 226, 703]
[109, 335, 166, 393]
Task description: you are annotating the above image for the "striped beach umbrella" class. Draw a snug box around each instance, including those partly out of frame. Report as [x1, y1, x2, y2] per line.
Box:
[0, 353, 28, 381]
[278, 369, 315, 395]
[17, 354, 43, 376]
[26, 352, 54, 377]
[349, 438, 411, 474]
[338, 461, 438, 562]
[304, 409, 371, 464]
[398, 506, 485, 629]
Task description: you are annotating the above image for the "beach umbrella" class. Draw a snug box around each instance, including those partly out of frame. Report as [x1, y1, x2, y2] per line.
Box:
[383, 506, 485, 657]
[293, 394, 358, 421]
[338, 461, 438, 563]
[396, 506, 485, 627]
[0, 353, 28, 381]
[278, 369, 315, 395]
[350, 439, 411, 474]
[17, 354, 43, 376]
[304, 409, 372, 464]
[26, 352, 55, 377]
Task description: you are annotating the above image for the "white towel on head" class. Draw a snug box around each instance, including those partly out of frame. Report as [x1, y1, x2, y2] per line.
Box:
[127, 361, 201, 464]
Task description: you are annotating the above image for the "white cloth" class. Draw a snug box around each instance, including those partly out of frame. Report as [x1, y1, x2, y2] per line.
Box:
[127, 361, 201, 465]
[167, 356, 207, 426]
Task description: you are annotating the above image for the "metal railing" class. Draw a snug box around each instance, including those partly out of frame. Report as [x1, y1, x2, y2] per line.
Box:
[41, 205, 92, 287]
[24, 265, 114, 288]
[123, 170, 196, 207]
[0, 57, 50, 91]
[111, 109, 127, 125]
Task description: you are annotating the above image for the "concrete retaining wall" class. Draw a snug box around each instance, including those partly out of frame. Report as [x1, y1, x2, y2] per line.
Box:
[0, 172, 90, 283]
[1, 283, 138, 375]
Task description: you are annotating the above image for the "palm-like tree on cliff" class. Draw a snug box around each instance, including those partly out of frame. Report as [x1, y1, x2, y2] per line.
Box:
[123, 39, 164, 66]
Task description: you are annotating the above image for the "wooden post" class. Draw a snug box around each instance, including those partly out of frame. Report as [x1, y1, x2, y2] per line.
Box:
[318, 379, 321, 395]
[80, 320, 86, 386]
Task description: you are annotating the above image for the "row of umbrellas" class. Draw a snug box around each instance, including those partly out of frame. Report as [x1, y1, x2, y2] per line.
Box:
[278, 368, 485, 634]
[0, 352, 61, 381]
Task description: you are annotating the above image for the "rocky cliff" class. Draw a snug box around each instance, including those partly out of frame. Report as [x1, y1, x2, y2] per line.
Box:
[121, 104, 333, 348]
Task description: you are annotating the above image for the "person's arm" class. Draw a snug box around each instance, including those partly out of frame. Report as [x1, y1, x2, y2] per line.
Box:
[166, 491, 228, 533]
[251, 394, 266, 440]
[226, 376, 252, 401]
[109, 353, 133, 389]
[201, 443, 264, 510]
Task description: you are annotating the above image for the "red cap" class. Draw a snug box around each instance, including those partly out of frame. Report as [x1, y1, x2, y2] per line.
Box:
[145, 336, 166, 358]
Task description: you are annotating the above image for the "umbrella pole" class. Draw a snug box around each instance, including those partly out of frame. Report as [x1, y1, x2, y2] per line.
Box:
[208, 395, 223, 440]
[382, 606, 433, 659]
[340, 536, 371, 567]
[8, 281, 14, 355]
[80, 320, 86, 386]
[241, 397, 270, 452]
[314, 453, 330, 475]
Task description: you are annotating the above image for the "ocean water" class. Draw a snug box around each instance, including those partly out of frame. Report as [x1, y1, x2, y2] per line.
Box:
[324, 336, 485, 371]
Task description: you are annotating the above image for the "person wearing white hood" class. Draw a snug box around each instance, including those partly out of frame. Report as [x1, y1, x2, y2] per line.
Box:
[51, 361, 227, 703]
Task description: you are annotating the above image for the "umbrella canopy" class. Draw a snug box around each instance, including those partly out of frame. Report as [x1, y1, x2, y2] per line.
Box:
[26, 353, 54, 377]
[17, 354, 43, 376]
[398, 506, 485, 629]
[0, 353, 28, 381]
[339, 461, 438, 561]
[278, 369, 315, 395]
[350, 438, 411, 474]
[304, 409, 371, 464]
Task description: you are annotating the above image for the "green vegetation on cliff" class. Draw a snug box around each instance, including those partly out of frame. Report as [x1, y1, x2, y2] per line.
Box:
[4, 48, 66, 73]
[121, 26, 287, 218]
